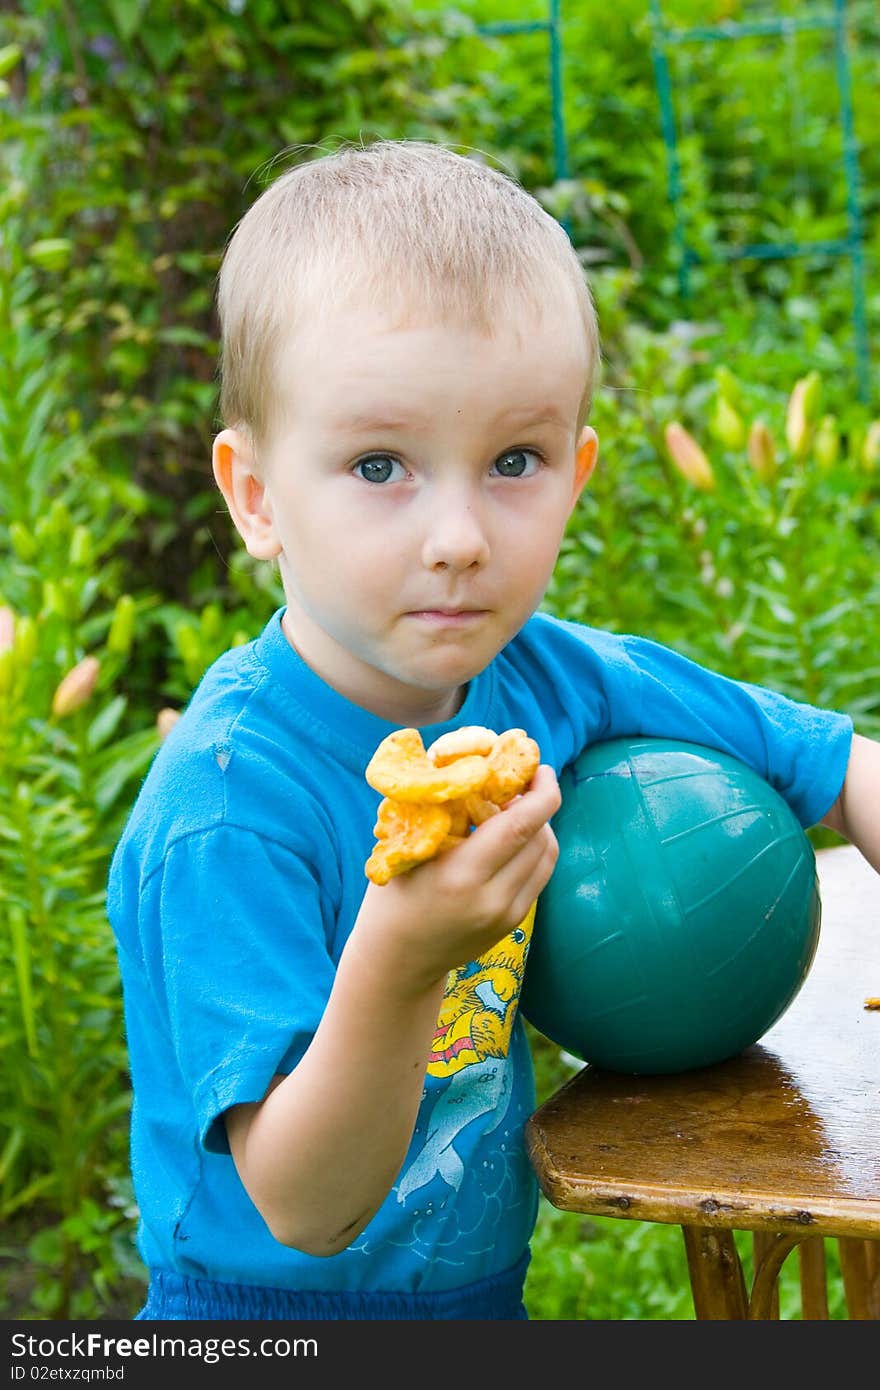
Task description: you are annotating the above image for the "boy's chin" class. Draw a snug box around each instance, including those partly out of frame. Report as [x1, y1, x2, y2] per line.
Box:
[401, 653, 488, 692]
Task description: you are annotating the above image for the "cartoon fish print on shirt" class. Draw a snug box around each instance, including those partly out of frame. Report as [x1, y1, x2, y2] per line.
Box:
[395, 903, 535, 1206]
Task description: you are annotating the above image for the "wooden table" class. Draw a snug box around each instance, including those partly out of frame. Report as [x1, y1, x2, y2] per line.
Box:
[525, 844, 880, 1319]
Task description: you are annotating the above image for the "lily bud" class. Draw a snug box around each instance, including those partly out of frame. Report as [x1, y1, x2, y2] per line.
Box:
[69, 525, 93, 568]
[711, 396, 745, 450]
[0, 606, 14, 653]
[174, 622, 203, 685]
[861, 420, 880, 472]
[814, 415, 840, 470]
[174, 622, 200, 664]
[713, 365, 743, 409]
[51, 655, 100, 718]
[107, 595, 136, 656]
[46, 498, 72, 539]
[747, 419, 778, 483]
[200, 603, 222, 643]
[14, 616, 38, 668]
[785, 371, 821, 458]
[664, 422, 716, 492]
[9, 522, 37, 562]
[156, 707, 181, 740]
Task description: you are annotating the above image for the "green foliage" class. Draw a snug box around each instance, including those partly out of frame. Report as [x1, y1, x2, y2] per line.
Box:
[544, 326, 880, 738]
[2, 0, 878, 1321]
[22, 1186, 145, 1320]
[0, 234, 160, 1318]
[527, 1202, 697, 1319]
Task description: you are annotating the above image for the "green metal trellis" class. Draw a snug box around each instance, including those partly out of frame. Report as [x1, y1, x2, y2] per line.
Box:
[475, 1, 870, 400]
[476, 0, 569, 186]
[649, 0, 871, 400]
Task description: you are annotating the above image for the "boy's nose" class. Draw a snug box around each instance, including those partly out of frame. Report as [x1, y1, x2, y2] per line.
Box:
[420, 498, 490, 572]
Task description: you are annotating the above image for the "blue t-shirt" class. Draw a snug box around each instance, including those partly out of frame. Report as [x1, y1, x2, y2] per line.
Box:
[106, 607, 852, 1301]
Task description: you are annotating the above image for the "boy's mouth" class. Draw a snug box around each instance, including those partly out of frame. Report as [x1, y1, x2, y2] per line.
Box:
[407, 609, 488, 626]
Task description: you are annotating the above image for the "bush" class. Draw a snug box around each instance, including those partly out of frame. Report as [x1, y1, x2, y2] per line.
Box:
[2, 0, 877, 1320]
[0, 242, 160, 1317]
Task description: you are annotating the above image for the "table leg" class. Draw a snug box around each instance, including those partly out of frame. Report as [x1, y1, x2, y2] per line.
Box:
[798, 1237, 829, 1319]
[752, 1233, 780, 1318]
[682, 1226, 747, 1319]
[748, 1232, 804, 1319]
[839, 1238, 880, 1319]
[865, 1240, 880, 1319]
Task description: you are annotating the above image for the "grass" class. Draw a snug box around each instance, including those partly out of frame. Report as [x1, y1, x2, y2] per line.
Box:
[526, 1205, 849, 1320]
[527, 1202, 697, 1319]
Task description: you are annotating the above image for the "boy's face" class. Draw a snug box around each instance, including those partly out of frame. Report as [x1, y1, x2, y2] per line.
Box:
[214, 296, 597, 726]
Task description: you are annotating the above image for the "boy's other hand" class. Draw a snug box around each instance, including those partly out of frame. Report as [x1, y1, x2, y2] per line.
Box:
[354, 764, 561, 997]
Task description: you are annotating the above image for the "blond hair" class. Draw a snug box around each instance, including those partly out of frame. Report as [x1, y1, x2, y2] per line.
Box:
[216, 139, 600, 448]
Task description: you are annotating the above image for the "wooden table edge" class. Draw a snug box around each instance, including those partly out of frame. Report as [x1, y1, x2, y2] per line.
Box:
[525, 1123, 880, 1239]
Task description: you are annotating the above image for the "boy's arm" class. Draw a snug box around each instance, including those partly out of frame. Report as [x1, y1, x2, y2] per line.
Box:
[820, 732, 880, 876]
[225, 765, 561, 1257]
[226, 928, 448, 1256]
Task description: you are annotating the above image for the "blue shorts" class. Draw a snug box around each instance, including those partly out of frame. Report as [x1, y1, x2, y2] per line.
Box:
[135, 1251, 530, 1320]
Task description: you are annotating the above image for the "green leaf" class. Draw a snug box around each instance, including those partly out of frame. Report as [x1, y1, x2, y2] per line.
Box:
[1, 1173, 57, 1218]
[26, 239, 73, 272]
[138, 23, 185, 72]
[7, 905, 38, 1060]
[0, 43, 23, 77]
[105, 0, 148, 42]
[28, 1225, 64, 1265]
[156, 325, 212, 348]
[87, 696, 128, 752]
[275, 23, 340, 49]
[0, 1126, 25, 1184]
[93, 729, 160, 815]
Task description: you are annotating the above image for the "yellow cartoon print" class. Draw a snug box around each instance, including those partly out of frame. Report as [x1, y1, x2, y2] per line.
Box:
[427, 901, 536, 1078]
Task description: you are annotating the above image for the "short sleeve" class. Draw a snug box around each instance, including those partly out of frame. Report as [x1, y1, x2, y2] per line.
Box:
[141, 824, 337, 1154]
[618, 634, 853, 827]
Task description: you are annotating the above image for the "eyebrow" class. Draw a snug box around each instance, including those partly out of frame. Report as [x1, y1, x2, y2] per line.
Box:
[334, 404, 570, 434]
[494, 404, 570, 430]
[334, 410, 430, 434]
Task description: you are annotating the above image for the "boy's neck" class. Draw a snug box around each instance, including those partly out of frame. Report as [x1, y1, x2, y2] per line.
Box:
[280, 609, 467, 728]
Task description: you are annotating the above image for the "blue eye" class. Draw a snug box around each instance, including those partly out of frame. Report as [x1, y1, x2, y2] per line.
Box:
[492, 449, 541, 478]
[354, 454, 406, 484]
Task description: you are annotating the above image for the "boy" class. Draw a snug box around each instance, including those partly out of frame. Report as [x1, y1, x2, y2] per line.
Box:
[107, 140, 880, 1321]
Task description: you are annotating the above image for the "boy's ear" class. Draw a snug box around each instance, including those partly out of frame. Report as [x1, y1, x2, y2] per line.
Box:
[212, 428, 282, 560]
[571, 426, 599, 505]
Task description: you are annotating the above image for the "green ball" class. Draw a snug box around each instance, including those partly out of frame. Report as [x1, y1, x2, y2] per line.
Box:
[522, 737, 821, 1074]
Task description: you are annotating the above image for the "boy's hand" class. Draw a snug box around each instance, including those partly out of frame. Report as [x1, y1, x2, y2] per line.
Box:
[354, 764, 561, 996]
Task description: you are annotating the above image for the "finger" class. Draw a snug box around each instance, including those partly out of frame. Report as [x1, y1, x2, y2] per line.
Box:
[505, 834, 560, 927]
[466, 764, 560, 875]
[481, 822, 558, 917]
[476, 831, 558, 944]
[516, 762, 561, 814]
